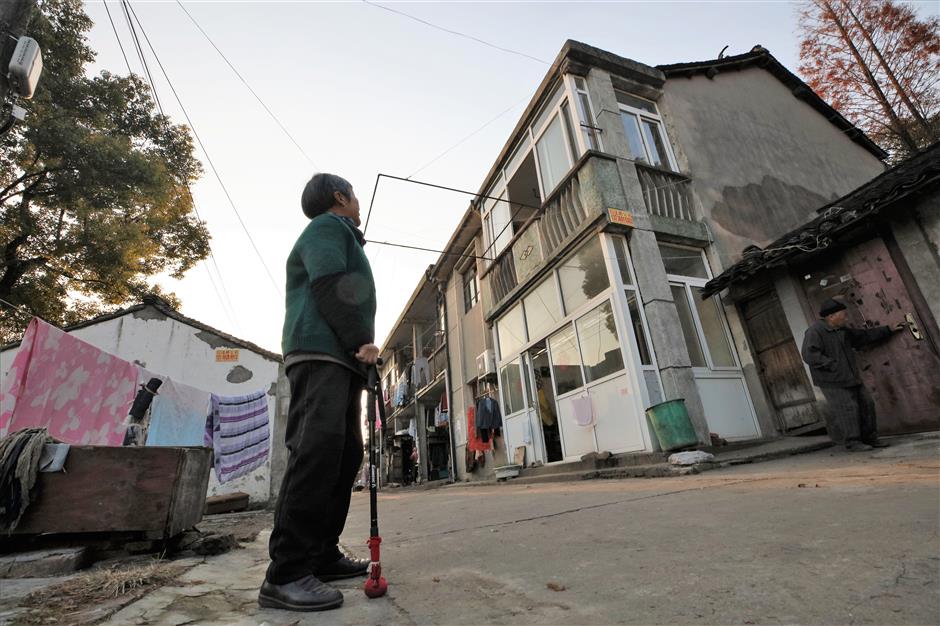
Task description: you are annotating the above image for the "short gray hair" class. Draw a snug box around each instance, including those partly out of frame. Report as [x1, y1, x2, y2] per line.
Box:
[300, 173, 352, 219]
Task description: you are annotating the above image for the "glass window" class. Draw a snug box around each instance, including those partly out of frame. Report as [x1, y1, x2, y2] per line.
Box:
[505, 138, 531, 178]
[575, 91, 598, 150]
[533, 83, 564, 134]
[641, 119, 671, 170]
[576, 300, 625, 383]
[558, 238, 609, 315]
[626, 292, 652, 365]
[535, 113, 572, 195]
[659, 243, 708, 279]
[523, 276, 562, 342]
[462, 265, 478, 312]
[488, 193, 513, 256]
[621, 112, 648, 164]
[521, 352, 534, 407]
[692, 287, 736, 367]
[671, 284, 706, 367]
[548, 323, 584, 395]
[614, 238, 633, 286]
[496, 303, 526, 360]
[561, 100, 580, 162]
[615, 91, 657, 113]
[500, 360, 526, 415]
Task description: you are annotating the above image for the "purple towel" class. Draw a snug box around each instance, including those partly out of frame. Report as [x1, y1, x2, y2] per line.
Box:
[206, 390, 270, 484]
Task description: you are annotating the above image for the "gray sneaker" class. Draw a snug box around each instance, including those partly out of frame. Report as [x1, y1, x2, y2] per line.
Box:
[259, 575, 343, 612]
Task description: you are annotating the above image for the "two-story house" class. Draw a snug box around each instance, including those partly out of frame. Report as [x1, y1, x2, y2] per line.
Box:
[380, 40, 887, 482]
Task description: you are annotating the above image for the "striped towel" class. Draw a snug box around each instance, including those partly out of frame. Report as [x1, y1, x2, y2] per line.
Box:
[206, 390, 270, 484]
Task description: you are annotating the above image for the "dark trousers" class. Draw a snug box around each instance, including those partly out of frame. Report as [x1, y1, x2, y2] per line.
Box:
[266, 361, 364, 584]
[820, 385, 878, 446]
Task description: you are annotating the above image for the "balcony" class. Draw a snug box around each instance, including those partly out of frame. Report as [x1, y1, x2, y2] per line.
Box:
[635, 163, 695, 221]
[482, 152, 621, 318]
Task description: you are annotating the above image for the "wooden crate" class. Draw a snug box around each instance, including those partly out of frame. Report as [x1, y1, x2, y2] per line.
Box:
[13, 446, 212, 538]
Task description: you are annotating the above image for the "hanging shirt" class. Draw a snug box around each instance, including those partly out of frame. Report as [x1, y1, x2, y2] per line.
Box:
[412, 357, 431, 389]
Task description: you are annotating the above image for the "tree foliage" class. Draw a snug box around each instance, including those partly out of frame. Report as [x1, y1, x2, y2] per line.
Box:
[0, 0, 208, 343]
[798, 0, 940, 160]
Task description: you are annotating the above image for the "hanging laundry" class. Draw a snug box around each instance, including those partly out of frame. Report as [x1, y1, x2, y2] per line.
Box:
[466, 406, 491, 452]
[412, 357, 431, 389]
[206, 390, 270, 484]
[0, 319, 139, 446]
[434, 393, 449, 427]
[572, 395, 595, 427]
[0, 428, 53, 531]
[475, 396, 503, 442]
[145, 378, 212, 447]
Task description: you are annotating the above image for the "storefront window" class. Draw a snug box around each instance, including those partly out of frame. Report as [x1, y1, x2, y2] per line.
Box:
[692, 287, 736, 367]
[523, 276, 562, 342]
[626, 292, 652, 365]
[548, 323, 584, 395]
[558, 238, 609, 315]
[575, 301, 625, 383]
[496, 303, 526, 360]
[671, 284, 706, 367]
[499, 360, 526, 415]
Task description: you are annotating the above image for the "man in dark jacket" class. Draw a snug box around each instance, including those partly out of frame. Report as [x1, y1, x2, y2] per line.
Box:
[801, 298, 899, 452]
[260, 173, 379, 612]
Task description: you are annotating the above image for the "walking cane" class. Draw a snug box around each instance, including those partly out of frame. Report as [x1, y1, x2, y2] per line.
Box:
[364, 359, 388, 598]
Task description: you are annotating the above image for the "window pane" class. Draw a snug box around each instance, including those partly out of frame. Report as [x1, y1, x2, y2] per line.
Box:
[463, 266, 478, 312]
[548, 323, 584, 395]
[496, 303, 526, 359]
[558, 237, 609, 315]
[533, 83, 564, 134]
[491, 194, 513, 255]
[561, 100, 580, 161]
[615, 91, 657, 113]
[626, 291, 652, 365]
[620, 112, 648, 163]
[671, 284, 706, 367]
[523, 276, 562, 341]
[692, 287, 736, 367]
[576, 92, 599, 150]
[535, 114, 572, 195]
[641, 119, 670, 170]
[506, 138, 531, 178]
[522, 352, 534, 407]
[658, 243, 708, 278]
[614, 238, 633, 286]
[576, 300, 625, 383]
[500, 361, 525, 415]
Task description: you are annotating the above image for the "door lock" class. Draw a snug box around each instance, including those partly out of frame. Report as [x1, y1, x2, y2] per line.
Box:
[905, 313, 923, 340]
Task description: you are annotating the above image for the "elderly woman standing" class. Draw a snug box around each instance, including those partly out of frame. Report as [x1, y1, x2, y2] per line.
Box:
[260, 173, 379, 612]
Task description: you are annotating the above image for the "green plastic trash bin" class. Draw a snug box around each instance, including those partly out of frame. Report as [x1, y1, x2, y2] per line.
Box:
[646, 399, 697, 452]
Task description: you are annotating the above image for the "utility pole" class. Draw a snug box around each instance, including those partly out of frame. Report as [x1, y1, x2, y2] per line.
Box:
[0, 0, 34, 103]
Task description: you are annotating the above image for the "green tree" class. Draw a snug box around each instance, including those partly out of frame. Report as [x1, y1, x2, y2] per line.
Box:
[0, 0, 209, 342]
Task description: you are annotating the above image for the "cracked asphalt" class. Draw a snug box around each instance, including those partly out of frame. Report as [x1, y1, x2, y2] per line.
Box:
[107, 434, 939, 625]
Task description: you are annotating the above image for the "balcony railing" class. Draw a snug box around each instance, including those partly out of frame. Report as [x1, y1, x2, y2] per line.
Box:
[483, 153, 614, 309]
[636, 163, 695, 221]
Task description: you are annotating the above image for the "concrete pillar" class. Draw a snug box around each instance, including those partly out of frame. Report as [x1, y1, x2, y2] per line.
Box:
[412, 323, 428, 483]
[585, 67, 710, 444]
[269, 363, 291, 504]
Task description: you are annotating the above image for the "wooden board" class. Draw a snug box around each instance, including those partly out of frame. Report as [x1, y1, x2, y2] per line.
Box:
[13, 446, 212, 538]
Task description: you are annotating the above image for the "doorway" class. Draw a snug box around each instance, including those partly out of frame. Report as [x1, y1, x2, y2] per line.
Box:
[528, 342, 563, 462]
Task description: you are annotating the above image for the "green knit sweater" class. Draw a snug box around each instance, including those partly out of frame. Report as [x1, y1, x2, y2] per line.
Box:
[281, 213, 376, 372]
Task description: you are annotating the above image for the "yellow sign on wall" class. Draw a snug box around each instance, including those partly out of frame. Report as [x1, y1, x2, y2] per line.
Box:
[607, 208, 635, 228]
[215, 349, 240, 363]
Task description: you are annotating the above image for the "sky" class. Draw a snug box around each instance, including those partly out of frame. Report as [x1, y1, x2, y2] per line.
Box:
[78, 0, 938, 355]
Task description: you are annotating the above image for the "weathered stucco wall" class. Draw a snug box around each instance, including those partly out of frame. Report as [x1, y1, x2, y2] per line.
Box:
[659, 67, 886, 268]
[1, 308, 283, 504]
[892, 193, 940, 328]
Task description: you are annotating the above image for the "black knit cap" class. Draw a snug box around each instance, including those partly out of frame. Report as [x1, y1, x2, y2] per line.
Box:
[819, 298, 847, 317]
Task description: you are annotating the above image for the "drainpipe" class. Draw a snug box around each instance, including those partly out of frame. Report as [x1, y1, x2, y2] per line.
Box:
[436, 280, 460, 484]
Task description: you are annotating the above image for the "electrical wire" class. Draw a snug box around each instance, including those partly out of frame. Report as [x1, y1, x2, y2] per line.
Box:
[127, 1, 283, 298]
[102, 1, 132, 75]
[104, 2, 241, 330]
[121, 0, 164, 114]
[174, 0, 319, 170]
[361, 0, 549, 66]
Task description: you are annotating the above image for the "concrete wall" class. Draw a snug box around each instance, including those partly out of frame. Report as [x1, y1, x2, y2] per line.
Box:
[1, 307, 284, 504]
[892, 194, 940, 328]
[659, 67, 886, 269]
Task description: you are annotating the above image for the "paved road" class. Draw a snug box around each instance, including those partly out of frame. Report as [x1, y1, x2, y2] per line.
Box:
[111, 434, 940, 625]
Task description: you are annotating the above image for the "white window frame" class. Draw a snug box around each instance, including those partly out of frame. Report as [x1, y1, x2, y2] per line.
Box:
[569, 75, 603, 153]
[616, 93, 678, 172]
[661, 243, 741, 373]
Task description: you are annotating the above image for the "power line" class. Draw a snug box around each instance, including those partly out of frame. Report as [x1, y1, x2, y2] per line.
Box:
[103, 2, 242, 330]
[126, 1, 283, 298]
[361, 0, 549, 66]
[102, 1, 132, 74]
[174, 0, 319, 169]
[365, 239, 489, 261]
[121, 0, 164, 114]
